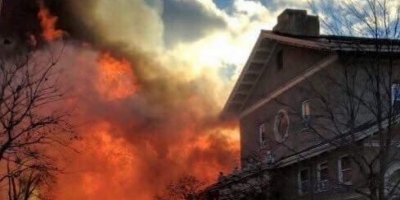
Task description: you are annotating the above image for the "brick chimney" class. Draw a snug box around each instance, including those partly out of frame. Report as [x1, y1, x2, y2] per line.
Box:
[273, 9, 319, 36]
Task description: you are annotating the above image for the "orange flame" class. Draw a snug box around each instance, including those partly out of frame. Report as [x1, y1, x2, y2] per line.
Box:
[37, 2, 63, 41]
[96, 52, 139, 100]
[51, 46, 240, 200]
[56, 124, 239, 200]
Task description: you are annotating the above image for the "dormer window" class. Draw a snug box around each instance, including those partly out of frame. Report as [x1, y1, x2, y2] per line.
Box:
[277, 50, 283, 71]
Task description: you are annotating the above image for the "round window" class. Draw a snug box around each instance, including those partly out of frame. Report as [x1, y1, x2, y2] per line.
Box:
[273, 109, 290, 142]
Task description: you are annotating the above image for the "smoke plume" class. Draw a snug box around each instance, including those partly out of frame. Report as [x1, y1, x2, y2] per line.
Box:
[0, 0, 242, 199]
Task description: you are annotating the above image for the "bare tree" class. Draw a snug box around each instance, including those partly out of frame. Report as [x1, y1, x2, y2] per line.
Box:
[156, 175, 206, 200]
[200, 151, 272, 200]
[292, 0, 400, 199]
[0, 39, 75, 199]
[5, 156, 55, 200]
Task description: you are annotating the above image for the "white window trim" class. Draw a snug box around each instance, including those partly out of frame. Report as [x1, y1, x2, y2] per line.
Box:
[301, 100, 310, 120]
[298, 168, 310, 195]
[317, 161, 329, 192]
[385, 162, 400, 198]
[338, 155, 353, 185]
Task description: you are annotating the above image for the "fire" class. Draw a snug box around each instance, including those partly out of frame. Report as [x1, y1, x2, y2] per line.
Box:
[96, 52, 139, 100]
[48, 45, 241, 199]
[169, 128, 240, 181]
[20, 2, 241, 198]
[55, 122, 144, 200]
[55, 122, 238, 200]
[80, 123, 138, 199]
[37, 1, 63, 41]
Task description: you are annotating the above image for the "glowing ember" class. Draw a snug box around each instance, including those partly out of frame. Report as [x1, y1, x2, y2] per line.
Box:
[96, 52, 139, 100]
[37, 1, 63, 41]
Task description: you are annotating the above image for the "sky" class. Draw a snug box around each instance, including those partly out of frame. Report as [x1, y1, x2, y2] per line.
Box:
[143, 0, 312, 106]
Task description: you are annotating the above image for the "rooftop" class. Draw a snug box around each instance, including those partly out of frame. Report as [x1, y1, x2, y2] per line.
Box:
[222, 10, 400, 117]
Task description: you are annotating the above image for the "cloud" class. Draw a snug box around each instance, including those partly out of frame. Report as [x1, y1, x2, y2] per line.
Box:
[161, 0, 227, 48]
[158, 0, 279, 106]
[260, 0, 310, 11]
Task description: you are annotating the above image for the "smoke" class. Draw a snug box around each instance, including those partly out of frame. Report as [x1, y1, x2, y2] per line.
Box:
[14, 0, 243, 199]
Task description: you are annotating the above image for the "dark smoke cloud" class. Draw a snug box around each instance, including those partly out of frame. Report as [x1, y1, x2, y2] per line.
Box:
[0, 0, 40, 36]
[162, 0, 227, 48]
[42, 0, 100, 43]
[34, 0, 231, 126]
[41, 0, 228, 48]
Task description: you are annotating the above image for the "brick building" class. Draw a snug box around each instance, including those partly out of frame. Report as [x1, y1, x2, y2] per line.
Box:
[203, 9, 400, 200]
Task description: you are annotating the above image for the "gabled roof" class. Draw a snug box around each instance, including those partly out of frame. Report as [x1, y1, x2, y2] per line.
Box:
[222, 30, 400, 117]
[222, 31, 330, 117]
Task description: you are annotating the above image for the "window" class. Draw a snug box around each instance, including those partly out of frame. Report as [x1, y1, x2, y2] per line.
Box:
[298, 168, 310, 194]
[277, 50, 283, 71]
[385, 162, 400, 198]
[338, 156, 352, 184]
[259, 124, 266, 145]
[317, 162, 329, 191]
[301, 100, 311, 129]
[273, 109, 290, 142]
[392, 83, 400, 112]
[302, 100, 311, 119]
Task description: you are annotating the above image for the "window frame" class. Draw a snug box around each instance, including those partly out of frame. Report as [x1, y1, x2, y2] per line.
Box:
[298, 167, 310, 195]
[385, 162, 400, 198]
[301, 100, 311, 119]
[301, 100, 311, 130]
[317, 161, 329, 192]
[391, 83, 400, 112]
[392, 83, 400, 103]
[259, 123, 266, 145]
[338, 155, 352, 185]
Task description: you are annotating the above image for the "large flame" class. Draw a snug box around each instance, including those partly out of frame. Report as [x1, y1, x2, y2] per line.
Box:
[96, 52, 139, 100]
[48, 44, 240, 200]
[5, 1, 242, 199]
[37, 1, 63, 41]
